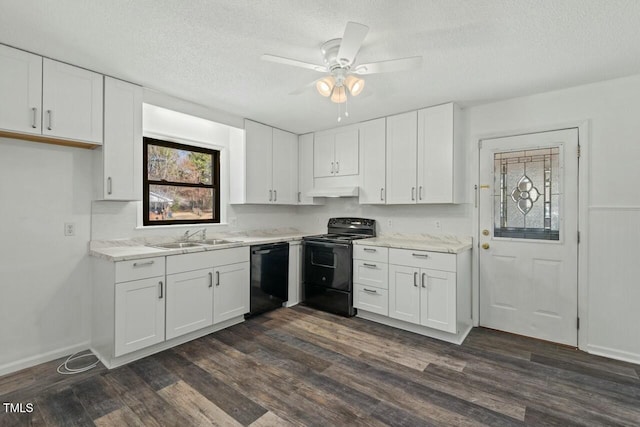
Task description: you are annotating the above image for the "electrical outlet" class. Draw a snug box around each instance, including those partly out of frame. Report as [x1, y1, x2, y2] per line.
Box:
[64, 222, 76, 236]
[435, 221, 441, 229]
[387, 219, 393, 228]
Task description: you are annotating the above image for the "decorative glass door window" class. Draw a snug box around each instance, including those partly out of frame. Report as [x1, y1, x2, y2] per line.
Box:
[493, 147, 560, 240]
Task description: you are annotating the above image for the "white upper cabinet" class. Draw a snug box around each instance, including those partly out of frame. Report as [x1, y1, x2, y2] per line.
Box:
[42, 58, 103, 144]
[417, 102, 462, 204]
[386, 111, 418, 204]
[358, 118, 386, 204]
[313, 126, 359, 178]
[0, 45, 42, 135]
[244, 119, 298, 204]
[297, 133, 323, 205]
[0, 45, 103, 146]
[272, 128, 298, 204]
[97, 77, 142, 201]
[385, 103, 462, 205]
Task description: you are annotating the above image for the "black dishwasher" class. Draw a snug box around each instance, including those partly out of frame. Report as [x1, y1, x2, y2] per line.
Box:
[248, 242, 289, 316]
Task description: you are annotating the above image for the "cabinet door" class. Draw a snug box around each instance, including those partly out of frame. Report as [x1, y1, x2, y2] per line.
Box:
[386, 111, 417, 204]
[420, 269, 457, 333]
[298, 133, 320, 205]
[388, 264, 420, 324]
[313, 131, 335, 178]
[272, 128, 298, 204]
[0, 45, 42, 135]
[358, 118, 386, 204]
[102, 77, 142, 200]
[417, 103, 454, 203]
[334, 128, 359, 176]
[115, 277, 165, 357]
[244, 120, 273, 203]
[166, 269, 214, 340]
[214, 262, 250, 324]
[42, 59, 103, 143]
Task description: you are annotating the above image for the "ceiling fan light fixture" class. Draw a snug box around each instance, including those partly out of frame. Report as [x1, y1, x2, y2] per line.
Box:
[345, 75, 365, 96]
[330, 85, 347, 103]
[316, 76, 335, 97]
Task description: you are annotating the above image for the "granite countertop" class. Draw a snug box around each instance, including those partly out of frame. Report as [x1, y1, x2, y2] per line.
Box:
[355, 234, 473, 254]
[89, 229, 313, 262]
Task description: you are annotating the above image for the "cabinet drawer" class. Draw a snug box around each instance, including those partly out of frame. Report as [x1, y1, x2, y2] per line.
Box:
[354, 284, 388, 316]
[115, 257, 165, 283]
[389, 248, 455, 272]
[353, 259, 388, 289]
[354, 245, 388, 262]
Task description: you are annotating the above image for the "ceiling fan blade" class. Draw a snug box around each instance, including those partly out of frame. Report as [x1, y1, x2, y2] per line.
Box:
[261, 54, 326, 72]
[289, 79, 320, 95]
[337, 22, 369, 66]
[352, 56, 422, 75]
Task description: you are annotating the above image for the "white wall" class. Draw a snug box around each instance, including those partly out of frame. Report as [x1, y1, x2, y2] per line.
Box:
[464, 73, 640, 363]
[0, 138, 93, 375]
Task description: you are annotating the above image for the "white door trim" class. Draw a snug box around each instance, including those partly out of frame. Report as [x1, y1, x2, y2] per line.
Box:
[471, 120, 590, 351]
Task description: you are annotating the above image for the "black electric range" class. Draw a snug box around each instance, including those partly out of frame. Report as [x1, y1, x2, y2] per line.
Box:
[302, 218, 376, 317]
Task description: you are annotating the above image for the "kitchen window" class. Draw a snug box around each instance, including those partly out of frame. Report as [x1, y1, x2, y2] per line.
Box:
[143, 137, 220, 225]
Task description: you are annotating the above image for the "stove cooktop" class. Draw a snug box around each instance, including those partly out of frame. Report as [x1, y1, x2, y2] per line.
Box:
[303, 233, 373, 243]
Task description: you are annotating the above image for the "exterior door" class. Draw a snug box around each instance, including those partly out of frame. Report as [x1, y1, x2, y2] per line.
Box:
[479, 128, 579, 346]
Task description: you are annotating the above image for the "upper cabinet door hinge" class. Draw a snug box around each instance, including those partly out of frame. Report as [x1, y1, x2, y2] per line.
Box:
[577, 144, 581, 158]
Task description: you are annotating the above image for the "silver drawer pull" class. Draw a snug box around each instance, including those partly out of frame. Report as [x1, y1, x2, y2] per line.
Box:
[363, 248, 377, 253]
[363, 263, 377, 268]
[133, 260, 155, 267]
[363, 288, 378, 294]
[412, 253, 429, 258]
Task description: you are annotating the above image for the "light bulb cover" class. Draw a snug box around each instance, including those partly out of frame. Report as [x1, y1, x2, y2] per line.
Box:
[316, 76, 335, 97]
[345, 75, 365, 96]
[330, 85, 347, 103]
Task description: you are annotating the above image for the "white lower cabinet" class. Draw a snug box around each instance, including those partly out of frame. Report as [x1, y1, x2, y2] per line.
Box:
[166, 268, 214, 340]
[213, 262, 250, 323]
[388, 265, 421, 324]
[354, 284, 389, 316]
[353, 246, 389, 316]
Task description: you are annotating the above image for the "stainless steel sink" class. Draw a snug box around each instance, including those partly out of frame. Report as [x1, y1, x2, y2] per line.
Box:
[151, 242, 204, 249]
[199, 239, 236, 245]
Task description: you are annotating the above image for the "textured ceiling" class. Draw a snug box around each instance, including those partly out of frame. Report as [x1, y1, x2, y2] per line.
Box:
[2, 0, 640, 134]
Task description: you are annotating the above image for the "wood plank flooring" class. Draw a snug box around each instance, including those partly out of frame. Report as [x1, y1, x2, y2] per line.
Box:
[2, 305, 640, 426]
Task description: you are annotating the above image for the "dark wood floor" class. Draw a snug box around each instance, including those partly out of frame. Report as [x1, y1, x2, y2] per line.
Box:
[2, 306, 640, 426]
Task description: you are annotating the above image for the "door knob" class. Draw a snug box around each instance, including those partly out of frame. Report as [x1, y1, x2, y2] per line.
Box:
[482, 229, 490, 236]
[482, 243, 490, 250]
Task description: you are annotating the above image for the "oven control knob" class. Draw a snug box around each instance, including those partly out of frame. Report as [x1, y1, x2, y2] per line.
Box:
[322, 276, 326, 281]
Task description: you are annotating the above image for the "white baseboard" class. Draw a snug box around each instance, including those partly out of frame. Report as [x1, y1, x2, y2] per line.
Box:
[0, 341, 91, 377]
[586, 344, 640, 365]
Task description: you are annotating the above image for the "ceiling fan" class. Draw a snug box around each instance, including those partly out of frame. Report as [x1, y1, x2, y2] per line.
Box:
[261, 22, 422, 121]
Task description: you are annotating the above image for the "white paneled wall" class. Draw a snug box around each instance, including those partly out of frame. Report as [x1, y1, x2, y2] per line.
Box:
[0, 138, 93, 375]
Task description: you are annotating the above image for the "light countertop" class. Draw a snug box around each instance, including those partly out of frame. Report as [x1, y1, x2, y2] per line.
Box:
[354, 234, 473, 254]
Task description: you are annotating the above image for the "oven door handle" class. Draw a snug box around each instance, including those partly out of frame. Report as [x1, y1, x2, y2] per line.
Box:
[303, 240, 351, 249]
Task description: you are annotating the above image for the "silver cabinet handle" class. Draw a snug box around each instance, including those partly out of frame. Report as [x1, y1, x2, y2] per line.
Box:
[331, 162, 334, 174]
[411, 187, 415, 201]
[380, 188, 384, 201]
[474, 184, 478, 208]
[298, 191, 301, 203]
[158, 281, 163, 299]
[216, 271, 220, 286]
[133, 260, 155, 267]
[421, 272, 426, 288]
[208, 272, 213, 288]
[412, 253, 429, 258]
[336, 161, 340, 173]
[31, 107, 38, 128]
[419, 186, 423, 200]
[269, 189, 272, 202]
[107, 177, 112, 195]
[363, 288, 378, 294]
[46, 110, 52, 131]
[274, 190, 277, 202]
[413, 272, 418, 287]
[363, 263, 377, 268]
[363, 248, 376, 253]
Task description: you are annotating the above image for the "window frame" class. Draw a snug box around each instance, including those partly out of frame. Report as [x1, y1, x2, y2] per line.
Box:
[142, 136, 221, 226]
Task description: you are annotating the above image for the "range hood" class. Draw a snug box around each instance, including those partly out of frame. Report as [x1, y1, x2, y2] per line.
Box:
[307, 186, 359, 198]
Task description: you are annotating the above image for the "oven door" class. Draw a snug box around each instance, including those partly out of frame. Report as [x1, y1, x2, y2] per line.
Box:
[302, 240, 352, 292]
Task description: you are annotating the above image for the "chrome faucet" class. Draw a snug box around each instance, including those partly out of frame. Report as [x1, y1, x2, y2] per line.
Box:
[182, 228, 206, 241]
